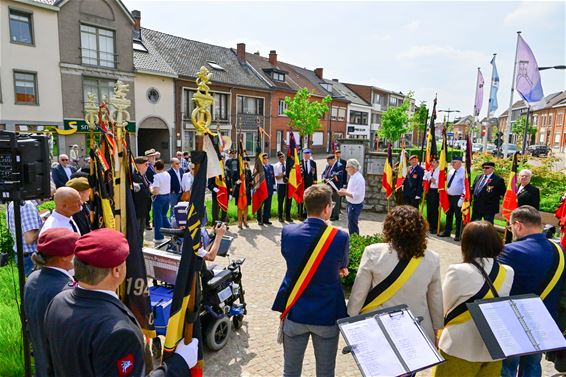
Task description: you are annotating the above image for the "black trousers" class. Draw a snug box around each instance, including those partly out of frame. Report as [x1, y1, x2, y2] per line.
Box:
[426, 188, 439, 231]
[471, 205, 496, 224]
[277, 184, 291, 219]
[257, 193, 273, 223]
[211, 197, 227, 223]
[445, 195, 462, 237]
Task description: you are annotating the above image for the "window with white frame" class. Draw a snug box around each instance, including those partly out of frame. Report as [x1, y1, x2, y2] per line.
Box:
[14, 71, 37, 105]
[555, 133, 561, 144]
[533, 115, 538, 125]
[80, 24, 115, 68]
[548, 114, 553, 126]
[542, 115, 546, 126]
[184, 89, 229, 121]
[349, 110, 368, 125]
[278, 99, 288, 115]
[338, 108, 346, 121]
[557, 112, 564, 125]
[372, 93, 380, 104]
[9, 10, 33, 45]
[272, 72, 285, 82]
[237, 96, 264, 115]
[83, 78, 115, 105]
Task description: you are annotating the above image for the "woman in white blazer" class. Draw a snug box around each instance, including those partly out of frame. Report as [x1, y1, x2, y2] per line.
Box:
[433, 221, 514, 377]
[347, 205, 443, 343]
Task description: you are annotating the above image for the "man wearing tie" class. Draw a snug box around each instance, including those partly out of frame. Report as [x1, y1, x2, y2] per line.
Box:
[403, 155, 424, 208]
[322, 155, 343, 221]
[168, 158, 184, 216]
[273, 152, 289, 222]
[439, 156, 465, 241]
[40, 187, 82, 236]
[471, 161, 506, 223]
[424, 158, 440, 234]
[298, 148, 317, 220]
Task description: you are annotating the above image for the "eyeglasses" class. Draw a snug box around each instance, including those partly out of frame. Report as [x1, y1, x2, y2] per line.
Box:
[61, 159, 69, 161]
[505, 221, 520, 231]
[482, 167, 493, 170]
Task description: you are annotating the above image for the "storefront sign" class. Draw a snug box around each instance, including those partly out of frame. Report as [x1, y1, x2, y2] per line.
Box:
[64, 119, 136, 134]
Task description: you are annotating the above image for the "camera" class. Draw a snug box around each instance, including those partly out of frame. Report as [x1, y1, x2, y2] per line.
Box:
[215, 220, 229, 231]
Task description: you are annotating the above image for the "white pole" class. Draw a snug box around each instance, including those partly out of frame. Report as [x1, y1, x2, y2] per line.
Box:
[483, 53, 497, 151]
[473, 67, 480, 144]
[503, 32, 521, 148]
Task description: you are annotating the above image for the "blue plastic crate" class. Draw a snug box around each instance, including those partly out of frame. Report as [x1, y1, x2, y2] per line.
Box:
[150, 286, 174, 336]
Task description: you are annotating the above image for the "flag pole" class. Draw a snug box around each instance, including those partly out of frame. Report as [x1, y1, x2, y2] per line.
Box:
[437, 203, 442, 236]
[521, 106, 531, 155]
[503, 32, 522, 149]
[484, 54, 497, 151]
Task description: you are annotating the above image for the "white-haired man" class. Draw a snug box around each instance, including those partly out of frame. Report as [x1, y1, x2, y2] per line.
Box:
[517, 169, 540, 210]
[51, 154, 77, 188]
[338, 159, 365, 235]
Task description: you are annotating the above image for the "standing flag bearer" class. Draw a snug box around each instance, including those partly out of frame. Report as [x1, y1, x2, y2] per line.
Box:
[502, 152, 519, 222]
[461, 135, 473, 225]
[437, 120, 450, 219]
[395, 147, 407, 191]
[252, 150, 269, 217]
[381, 144, 394, 206]
[287, 131, 304, 204]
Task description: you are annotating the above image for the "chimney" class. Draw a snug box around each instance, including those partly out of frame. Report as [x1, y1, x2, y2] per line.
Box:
[332, 78, 339, 82]
[269, 50, 277, 66]
[236, 43, 246, 60]
[314, 68, 323, 80]
[132, 10, 141, 32]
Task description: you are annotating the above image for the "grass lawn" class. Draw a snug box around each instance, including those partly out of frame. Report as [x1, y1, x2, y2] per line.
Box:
[0, 263, 29, 376]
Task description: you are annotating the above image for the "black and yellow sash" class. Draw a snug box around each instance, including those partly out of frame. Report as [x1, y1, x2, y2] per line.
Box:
[360, 256, 423, 314]
[444, 261, 507, 327]
[280, 225, 339, 319]
[539, 241, 565, 301]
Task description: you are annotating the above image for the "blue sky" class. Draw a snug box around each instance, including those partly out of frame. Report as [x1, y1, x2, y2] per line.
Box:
[123, 0, 565, 118]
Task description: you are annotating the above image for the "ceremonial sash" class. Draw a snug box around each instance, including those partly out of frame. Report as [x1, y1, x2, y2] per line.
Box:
[539, 241, 565, 301]
[360, 256, 423, 314]
[444, 261, 507, 327]
[280, 225, 339, 319]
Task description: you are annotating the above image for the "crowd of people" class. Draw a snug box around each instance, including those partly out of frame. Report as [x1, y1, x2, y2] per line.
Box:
[5, 144, 564, 377]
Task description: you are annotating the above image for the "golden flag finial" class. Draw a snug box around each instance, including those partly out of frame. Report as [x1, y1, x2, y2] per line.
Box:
[191, 66, 216, 136]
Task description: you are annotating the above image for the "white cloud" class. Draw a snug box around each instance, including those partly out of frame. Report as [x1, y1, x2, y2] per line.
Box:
[370, 33, 392, 42]
[396, 45, 489, 65]
[403, 20, 421, 32]
[504, 1, 562, 26]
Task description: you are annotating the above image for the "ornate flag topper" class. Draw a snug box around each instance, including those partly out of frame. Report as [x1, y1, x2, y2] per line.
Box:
[191, 66, 217, 136]
[110, 81, 132, 129]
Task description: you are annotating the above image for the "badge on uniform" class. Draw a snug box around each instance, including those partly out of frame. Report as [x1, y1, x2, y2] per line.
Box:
[117, 354, 134, 376]
[412, 174, 417, 179]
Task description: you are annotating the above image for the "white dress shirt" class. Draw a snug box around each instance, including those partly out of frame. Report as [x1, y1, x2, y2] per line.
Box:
[446, 168, 466, 196]
[424, 167, 440, 189]
[78, 285, 119, 300]
[273, 162, 285, 184]
[345, 171, 365, 204]
[63, 166, 72, 179]
[151, 171, 171, 195]
[45, 266, 74, 279]
[181, 172, 194, 192]
[40, 210, 81, 235]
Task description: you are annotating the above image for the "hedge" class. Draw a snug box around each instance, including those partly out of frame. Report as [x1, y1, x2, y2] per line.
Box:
[342, 233, 383, 287]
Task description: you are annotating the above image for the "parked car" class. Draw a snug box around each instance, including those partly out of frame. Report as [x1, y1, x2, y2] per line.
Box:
[472, 143, 483, 153]
[492, 143, 518, 158]
[527, 144, 552, 157]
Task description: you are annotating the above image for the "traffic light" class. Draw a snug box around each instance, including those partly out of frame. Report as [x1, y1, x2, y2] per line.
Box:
[494, 131, 503, 147]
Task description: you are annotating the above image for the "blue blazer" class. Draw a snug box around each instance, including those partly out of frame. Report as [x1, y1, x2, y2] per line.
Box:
[272, 218, 349, 326]
[264, 164, 275, 195]
[403, 164, 424, 199]
[24, 268, 73, 377]
[322, 162, 344, 189]
[168, 168, 184, 194]
[498, 233, 566, 319]
[51, 164, 77, 188]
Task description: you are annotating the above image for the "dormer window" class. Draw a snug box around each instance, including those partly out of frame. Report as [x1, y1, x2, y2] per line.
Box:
[207, 61, 225, 71]
[321, 83, 333, 93]
[272, 72, 285, 82]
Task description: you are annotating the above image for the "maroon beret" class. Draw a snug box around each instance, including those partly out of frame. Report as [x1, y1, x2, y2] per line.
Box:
[74, 228, 130, 268]
[38, 228, 79, 257]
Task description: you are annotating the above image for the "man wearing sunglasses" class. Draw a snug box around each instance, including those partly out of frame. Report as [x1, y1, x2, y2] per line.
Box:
[52, 154, 77, 188]
[470, 161, 505, 223]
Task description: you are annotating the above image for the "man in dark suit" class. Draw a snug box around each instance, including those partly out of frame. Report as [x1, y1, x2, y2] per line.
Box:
[517, 169, 540, 209]
[403, 155, 424, 208]
[224, 150, 239, 194]
[144, 149, 158, 229]
[322, 155, 343, 221]
[24, 229, 79, 377]
[65, 177, 92, 235]
[471, 161, 506, 223]
[272, 184, 349, 377]
[51, 154, 77, 188]
[133, 157, 152, 241]
[44, 229, 198, 377]
[258, 153, 276, 225]
[335, 149, 348, 188]
[208, 176, 227, 223]
[168, 157, 184, 215]
[298, 148, 317, 219]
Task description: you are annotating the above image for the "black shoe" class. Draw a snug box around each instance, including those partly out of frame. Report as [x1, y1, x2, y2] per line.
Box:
[286, 217, 293, 222]
[265, 221, 272, 225]
[454, 236, 461, 242]
[279, 217, 284, 222]
[145, 225, 152, 230]
[439, 232, 451, 237]
[429, 229, 437, 234]
[258, 221, 264, 226]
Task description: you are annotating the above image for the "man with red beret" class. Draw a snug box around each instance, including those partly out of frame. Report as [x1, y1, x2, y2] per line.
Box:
[24, 228, 79, 377]
[44, 228, 197, 376]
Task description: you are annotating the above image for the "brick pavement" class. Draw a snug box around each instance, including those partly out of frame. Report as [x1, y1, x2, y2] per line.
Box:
[146, 210, 559, 376]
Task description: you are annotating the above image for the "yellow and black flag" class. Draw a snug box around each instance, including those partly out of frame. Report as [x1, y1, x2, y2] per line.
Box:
[163, 150, 207, 376]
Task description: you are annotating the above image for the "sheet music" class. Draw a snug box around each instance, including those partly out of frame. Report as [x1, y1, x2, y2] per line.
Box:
[379, 312, 441, 371]
[514, 297, 566, 351]
[479, 301, 535, 356]
[340, 317, 405, 377]
[325, 179, 339, 192]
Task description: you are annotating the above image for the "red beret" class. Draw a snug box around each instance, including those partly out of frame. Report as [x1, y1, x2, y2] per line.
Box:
[74, 228, 129, 268]
[38, 228, 79, 257]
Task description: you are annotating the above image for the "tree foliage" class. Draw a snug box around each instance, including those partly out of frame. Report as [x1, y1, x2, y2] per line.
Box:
[410, 101, 428, 131]
[512, 116, 537, 147]
[378, 91, 413, 143]
[284, 88, 332, 137]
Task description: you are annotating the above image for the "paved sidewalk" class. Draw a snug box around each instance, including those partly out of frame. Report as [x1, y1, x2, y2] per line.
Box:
[146, 211, 559, 376]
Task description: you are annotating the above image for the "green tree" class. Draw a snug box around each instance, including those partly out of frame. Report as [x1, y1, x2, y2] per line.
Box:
[410, 101, 428, 146]
[379, 91, 413, 144]
[512, 116, 536, 147]
[284, 88, 332, 145]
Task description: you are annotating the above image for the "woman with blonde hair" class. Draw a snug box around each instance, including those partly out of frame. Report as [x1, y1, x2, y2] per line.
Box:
[347, 205, 443, 343]
[433, 221, 514, 377]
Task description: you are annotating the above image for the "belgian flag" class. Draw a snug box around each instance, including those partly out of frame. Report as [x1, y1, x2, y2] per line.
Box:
[163, 151, 207, 375]
[462, 135, 473, 225]
[287, 131, 304, 203]
[395, 148, 407, 191]
[381, 143, 394, 199]
[437, 123, 450, 213]
[236, 135, 248, 211]
[502, 152, 519, 221]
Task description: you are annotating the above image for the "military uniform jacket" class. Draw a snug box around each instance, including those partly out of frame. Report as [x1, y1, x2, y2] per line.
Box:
[517, 183, 540, 210]
[300, 159, 317, 188]
[44, 288, 188, 377]
[403, 164, 424, 199]
[24, 268, 73, 377]
[471, 173, 506, 215]
[132, 171, 152, 219]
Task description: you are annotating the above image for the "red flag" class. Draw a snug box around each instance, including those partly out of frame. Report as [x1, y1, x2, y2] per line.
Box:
[555, 194, 566, 250]
[381, 144, 394, 199]
[501, 153, 519, 221]
[237, 137, 248, 211]
[252, 153, 268, 213]
[287, 132, 304, 203]
[437, 123, 450, 213]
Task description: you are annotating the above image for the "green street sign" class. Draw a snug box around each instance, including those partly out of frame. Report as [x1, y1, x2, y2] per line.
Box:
[63, 119, 136, 133]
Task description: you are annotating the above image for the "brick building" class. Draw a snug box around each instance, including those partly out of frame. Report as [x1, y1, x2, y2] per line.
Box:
[532, 91, 566, 151]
